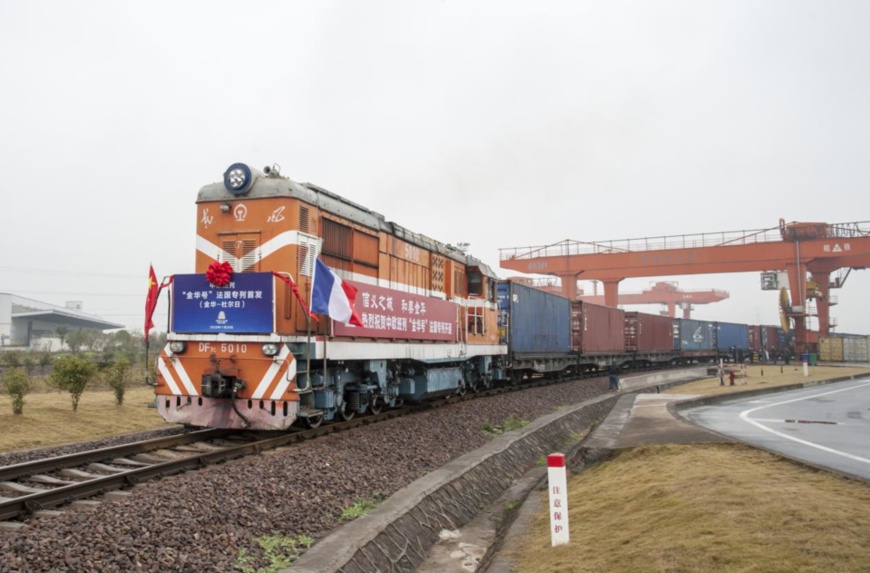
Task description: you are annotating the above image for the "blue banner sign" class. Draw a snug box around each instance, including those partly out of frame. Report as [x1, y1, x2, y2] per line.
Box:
[172, 272, 274, 334]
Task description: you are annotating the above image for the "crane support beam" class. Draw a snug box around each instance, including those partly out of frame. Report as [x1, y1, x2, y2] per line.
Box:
[501, 239, 870, 280]
[500, 220, 870, 351]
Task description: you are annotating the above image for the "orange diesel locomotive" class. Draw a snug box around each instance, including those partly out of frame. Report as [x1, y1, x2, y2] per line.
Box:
[155, 163, 505, 430]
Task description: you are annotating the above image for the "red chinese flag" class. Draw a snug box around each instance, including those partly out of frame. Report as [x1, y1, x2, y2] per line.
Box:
[144, 265, 159, 336]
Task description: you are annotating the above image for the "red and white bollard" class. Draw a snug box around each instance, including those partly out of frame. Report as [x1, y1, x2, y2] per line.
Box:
[547, 453, 570, 546]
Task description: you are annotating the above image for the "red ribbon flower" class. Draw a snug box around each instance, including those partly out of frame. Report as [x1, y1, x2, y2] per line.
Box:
[206, 261, 234, 287]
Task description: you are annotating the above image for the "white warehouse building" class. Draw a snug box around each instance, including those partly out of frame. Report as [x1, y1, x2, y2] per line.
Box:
[0, 293, 124, 350]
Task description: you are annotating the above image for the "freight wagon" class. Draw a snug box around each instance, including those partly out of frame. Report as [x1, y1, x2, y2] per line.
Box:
[714, 321, 750, 362]
[673, 318, 716, 358]
[498, 280, 573, 382]
[748, 325, 762, 355]
[570, 300, 626, 371]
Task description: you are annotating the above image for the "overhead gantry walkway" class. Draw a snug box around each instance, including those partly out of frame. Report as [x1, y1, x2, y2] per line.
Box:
[500, 219, 870, 351]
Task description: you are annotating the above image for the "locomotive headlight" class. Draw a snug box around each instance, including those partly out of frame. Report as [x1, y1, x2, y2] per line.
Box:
[262, 343, 280, 357]
[223, 162, 255, 196]
[168, 341, 187, 354]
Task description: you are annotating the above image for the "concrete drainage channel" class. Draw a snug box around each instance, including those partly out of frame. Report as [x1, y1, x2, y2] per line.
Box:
[288, 368, 707, 573]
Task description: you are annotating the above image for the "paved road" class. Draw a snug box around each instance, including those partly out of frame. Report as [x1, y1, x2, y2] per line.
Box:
[682, 377, 870, 480]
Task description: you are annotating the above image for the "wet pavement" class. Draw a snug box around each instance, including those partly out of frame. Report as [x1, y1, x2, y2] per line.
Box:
[682, 376, 870, 482]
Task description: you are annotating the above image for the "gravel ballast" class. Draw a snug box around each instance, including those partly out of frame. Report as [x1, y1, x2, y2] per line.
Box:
[0, 377, 609, 573]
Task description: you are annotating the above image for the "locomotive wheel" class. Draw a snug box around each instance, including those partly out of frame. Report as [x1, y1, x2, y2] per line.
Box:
[304, 414, 323, 429]
[370, 396, 383, 415]
[339, 402, 355, 421]
[457, 382, 467, 397]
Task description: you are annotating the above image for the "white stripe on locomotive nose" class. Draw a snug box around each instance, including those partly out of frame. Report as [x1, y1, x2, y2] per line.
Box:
[172, 355, 199, 396]
[196, 236, 232, 265]
[251, 345, 291, 399]
[157, 350, 182, 395]
[196, 232, 303, 270]
[269, 358, 297, 400]
[258, 231, 303, 261]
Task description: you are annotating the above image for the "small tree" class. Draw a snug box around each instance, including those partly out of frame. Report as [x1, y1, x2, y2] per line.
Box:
[55, 325, 70, 350]
[66, 330, 91, 354]
[50, 355, 97, 412]
[103, 357, 132, 405]
[2, 351, 22, 368]
[38, 352, 52, 373]
[2, 368, 32, 415]
[23, 355, 35, 375]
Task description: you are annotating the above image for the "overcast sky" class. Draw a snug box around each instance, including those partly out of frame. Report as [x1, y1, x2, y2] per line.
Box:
[2, 0, 868, 334]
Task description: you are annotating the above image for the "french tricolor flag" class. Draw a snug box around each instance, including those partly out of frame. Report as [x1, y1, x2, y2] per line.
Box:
[310, 259, 364, 327]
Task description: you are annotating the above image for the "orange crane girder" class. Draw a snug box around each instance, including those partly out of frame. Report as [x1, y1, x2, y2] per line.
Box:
[499, 221, 870, 351]
[500, 239, 870, 281]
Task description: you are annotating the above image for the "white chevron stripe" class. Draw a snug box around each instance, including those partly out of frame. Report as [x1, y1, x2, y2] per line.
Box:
[269, 357, 297, 400]
[196, 236, 230, 264]
[196, 231, 303, 269]
[259, 231, 302, 261]
[157, 349, 182, 395]
[172, 355, 199, 396]
[252, 345, 291, 399]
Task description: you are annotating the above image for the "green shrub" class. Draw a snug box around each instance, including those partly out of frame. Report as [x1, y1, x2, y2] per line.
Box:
[482, 414, 531, 438]
[340, 498, 379, 521]
[2, 351, 22, 368]
[102, 358, 132, 405]
[50, 355, 97, 412]
[2, 368, 32, 415]
[234, 534, 314, 573]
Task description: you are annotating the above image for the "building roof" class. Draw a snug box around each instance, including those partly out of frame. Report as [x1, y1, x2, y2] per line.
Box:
[6, 293, 125, 331]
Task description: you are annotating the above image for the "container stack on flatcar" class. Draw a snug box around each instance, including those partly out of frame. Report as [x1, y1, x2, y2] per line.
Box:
[570, 300, 626, 370]
[713, 321, 750, 363]
[497, 281, 572, 383]
[747, 325, 762, 359]
[624, 311, 674, 359]
[673, 318, 716, 361]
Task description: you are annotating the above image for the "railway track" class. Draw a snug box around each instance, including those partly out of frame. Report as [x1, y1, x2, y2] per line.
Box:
[0, 406, 418, 522]
[0, 364, 672, 523]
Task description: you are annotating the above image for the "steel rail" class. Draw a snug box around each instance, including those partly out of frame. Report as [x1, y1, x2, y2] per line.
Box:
[0, 429, 230, 481]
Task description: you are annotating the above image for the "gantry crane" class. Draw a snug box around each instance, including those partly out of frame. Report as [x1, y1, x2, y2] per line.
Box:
[500, 219, 870, 352]
[508, 277, 729, 318]
[580, 281, 729, 318]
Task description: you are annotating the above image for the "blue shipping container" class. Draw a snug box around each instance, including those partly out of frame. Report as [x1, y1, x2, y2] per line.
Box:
[674, 318, 715, 351]
[497, 281, 571, 354]
[714, 321, 750, 350]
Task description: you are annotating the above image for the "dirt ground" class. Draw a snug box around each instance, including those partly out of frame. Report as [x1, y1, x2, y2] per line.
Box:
[0, 385, 171, 453]
[667, 363, 870, 396]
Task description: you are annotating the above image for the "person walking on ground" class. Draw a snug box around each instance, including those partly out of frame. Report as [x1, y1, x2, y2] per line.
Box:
[608, 362, 620, 392]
